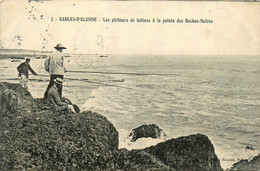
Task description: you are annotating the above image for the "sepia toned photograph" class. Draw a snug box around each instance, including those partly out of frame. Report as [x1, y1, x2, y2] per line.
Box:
[0, 0, 259, 170]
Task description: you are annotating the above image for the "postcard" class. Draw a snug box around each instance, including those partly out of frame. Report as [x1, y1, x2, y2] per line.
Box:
[0, 0, 259, 170]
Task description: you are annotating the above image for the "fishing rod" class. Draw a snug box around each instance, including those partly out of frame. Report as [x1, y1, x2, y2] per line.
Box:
[71, 58, 177, 76]
[36, 74, 137, 91]
[67, 70, 177, 76]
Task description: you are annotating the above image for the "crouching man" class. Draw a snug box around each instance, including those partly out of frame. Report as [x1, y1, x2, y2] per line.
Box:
[47, 78, 70, 112]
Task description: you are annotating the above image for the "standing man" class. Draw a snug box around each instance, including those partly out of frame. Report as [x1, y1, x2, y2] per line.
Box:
[17, 58, 38, 90]
[44, 43, 67, 99]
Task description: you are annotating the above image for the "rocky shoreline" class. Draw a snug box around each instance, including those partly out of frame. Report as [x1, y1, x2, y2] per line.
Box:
[0, 82, 258, 170]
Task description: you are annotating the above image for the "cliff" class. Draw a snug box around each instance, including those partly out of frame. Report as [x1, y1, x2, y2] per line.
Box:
[0, 82, 223, 170]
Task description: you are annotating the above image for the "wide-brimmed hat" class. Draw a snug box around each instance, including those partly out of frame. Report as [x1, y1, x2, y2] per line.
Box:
[54, 43, 66, 49]
[54, 78, 63, 85]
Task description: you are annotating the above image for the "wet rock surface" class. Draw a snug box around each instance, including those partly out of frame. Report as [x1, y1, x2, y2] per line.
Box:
[230, 153, 260, 171]
[144, 134, 223, 171]
[129, 124, 167, 142]
[0, 82, 224, 170]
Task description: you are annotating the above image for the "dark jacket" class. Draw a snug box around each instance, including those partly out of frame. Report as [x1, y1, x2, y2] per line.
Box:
[47, 85, 68, 111]
[17, 62, 37, 78]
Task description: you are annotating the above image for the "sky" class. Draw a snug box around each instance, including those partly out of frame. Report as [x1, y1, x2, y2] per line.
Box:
[0, 0, 259, 55]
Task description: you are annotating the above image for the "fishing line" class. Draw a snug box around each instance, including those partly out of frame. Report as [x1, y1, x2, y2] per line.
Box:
[36, 74, 138, 91]
[71, 57, 177, 76]
[67, 70, 177, 76]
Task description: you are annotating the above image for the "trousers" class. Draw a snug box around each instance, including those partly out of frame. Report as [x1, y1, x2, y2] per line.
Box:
[20, 74, 28, 90]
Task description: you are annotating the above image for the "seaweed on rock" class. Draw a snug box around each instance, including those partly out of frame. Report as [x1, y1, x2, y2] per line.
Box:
[0, 82, 223, 171]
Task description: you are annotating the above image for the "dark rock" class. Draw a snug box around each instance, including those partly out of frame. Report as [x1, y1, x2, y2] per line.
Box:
[231, 153, 260, 171]
[0, 82, 224, 171]
[129, 124, 167, 142]
[245, 146, 255, 151]
[0, 84, 119, 170]
[115, 148, 174, 170]
[0, 82, 36, 115]
[144, 134, 223, 171]
[0, 109, 119, 170]
[11, 60, 21, 62]
[231, 159, 249, 170]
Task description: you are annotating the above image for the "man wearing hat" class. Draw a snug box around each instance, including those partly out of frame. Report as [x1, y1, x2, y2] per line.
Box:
[17, 58, 38, 90]
[44, 43, 67, 99]
[47, 78, 69, 112]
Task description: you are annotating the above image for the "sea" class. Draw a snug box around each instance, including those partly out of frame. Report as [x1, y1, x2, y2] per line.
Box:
[1, 54, 259, 169]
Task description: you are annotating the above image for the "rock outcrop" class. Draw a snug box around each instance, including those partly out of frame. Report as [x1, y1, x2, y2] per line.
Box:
[0, 83, 119, 170]
[129, 124, 167, 142]
[231, 153, 260, 171]
[0, 82, 36, 114]
[0, 105, 119, 170]
[0, 82, 223, 170]
[245, 146, 255, 151]
[114, 148, 174, 170]
[144, 134, 223, 171]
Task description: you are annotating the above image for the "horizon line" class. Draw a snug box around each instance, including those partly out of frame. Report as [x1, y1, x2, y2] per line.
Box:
[0, 48, 259, 56]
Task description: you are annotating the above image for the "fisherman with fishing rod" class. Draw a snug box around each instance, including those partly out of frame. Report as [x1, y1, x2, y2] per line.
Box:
[47, 77, 70, 112]
[43, 43, 67, 99]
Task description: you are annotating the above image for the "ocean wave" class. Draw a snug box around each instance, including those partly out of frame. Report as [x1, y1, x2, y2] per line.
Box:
[118, 128, 166, 150]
